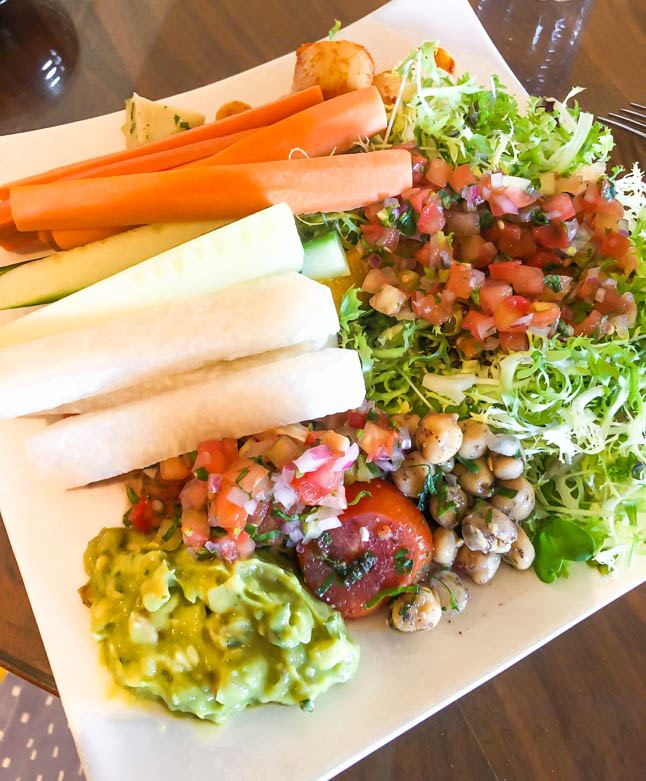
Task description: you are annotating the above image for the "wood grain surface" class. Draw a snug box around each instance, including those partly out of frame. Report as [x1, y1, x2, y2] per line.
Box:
[0, 0, 645, 778]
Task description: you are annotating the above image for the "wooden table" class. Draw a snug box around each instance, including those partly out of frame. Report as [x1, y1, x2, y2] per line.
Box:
[1, 0, 645, 777]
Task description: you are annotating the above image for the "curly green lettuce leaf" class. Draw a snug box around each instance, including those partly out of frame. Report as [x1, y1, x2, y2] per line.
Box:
[372, 41, 614, 181]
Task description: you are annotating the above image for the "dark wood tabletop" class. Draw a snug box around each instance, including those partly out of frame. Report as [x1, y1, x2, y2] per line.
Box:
[1, 0, 645, 778]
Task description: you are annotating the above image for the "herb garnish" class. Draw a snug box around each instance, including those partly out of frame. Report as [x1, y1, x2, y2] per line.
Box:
[364, 584, 419, 610]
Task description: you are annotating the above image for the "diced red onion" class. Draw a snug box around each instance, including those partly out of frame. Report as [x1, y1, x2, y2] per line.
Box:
[398, 426, 412, 450]
[595, 287, 606, 303]
[244, 498, 258, 514]
[273, 479, 298, 510]
[279, 464, 296, 484]
[318, 489, 348, 511]
[180, 478, 208, 510]
[490, 172, 504, 188]
[564, 218, 579, 241]
[332, 442, 360, 472]
[374, 458, 398, 473]
[237, 535, 256, 559]
[204, 540, 218, 553]
[227, 485, 250, 508]
[359, 526, 370, 542]
[207, 473, 222, 494]
[293, 445, 334, 474]
[366, 253, 383, 268]
[383, 196, 400, 207]
[509, 314, 534, 330]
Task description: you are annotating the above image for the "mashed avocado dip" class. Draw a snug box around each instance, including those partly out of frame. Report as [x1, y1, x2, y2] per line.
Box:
[82, 527, 359, 723]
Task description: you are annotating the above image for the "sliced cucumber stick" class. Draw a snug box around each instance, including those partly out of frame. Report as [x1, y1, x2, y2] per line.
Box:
[0, 221, 224, 311]
[302, 231, 350, 280]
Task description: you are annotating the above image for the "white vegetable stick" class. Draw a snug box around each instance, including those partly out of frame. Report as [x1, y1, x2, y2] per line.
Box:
[43, 341, 327, 415]
[0, 203, 302, 348]
[27, 348, 366, 488]
[0, 272, 339, 418]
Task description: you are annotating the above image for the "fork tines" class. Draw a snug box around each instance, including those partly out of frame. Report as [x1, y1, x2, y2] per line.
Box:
[598, 103, 646, 138]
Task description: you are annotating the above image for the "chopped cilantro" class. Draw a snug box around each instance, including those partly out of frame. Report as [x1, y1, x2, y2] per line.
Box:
[125, 486, 139, 505]
[497, 485, 519, 499]
[316, 574, 336, 597]
[545, 275, 563, 293]
[348, 490, 372, 505]
[193, 467, 208, 481]
[456, 455, 479, 473]
[300, 698, 315, 712]
[364, 584, 419, 610]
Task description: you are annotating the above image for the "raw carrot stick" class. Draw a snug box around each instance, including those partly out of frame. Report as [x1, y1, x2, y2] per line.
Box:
[10, 150, 413, 230]
[55, 129, 257, 181]
[0, 231, 48, 254]
[51, 226, 131, 250]
[194, 86, 386, 167]
[0, 86, 324, 199]
[0, 130, 256, 239]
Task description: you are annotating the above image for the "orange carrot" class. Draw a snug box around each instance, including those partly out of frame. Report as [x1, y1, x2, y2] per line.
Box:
[0, 231, 48, 253]
[10, 150, 413, 230]
[190, 86, 386, 167]
[0, 130, 256, 240]
[0, 87, 324, 199]
[51, 226, 131, 250]
[56, 129, 257, 181]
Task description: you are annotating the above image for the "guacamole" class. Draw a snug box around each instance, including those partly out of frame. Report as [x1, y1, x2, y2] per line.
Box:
[82, 528, 359, 723]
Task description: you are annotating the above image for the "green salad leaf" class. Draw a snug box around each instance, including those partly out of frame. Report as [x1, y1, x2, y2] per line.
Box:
[372, 41, 614, 180]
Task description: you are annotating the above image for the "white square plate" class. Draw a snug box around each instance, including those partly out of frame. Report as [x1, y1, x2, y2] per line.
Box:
[1, 1, 644, 779]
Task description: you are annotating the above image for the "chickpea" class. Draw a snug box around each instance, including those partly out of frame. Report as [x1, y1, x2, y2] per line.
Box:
[392, 450, 433, 498]
[432, 527, 461, 566]
[392, 413, 420, 440]
[458, 420, 491, 460]
[431, 571, 469, 614]
[503, 525, 536, 570]
[491, 477, 536, 521]
[390, 586, 442, 632]
[429, 484, 468, 529]
[491, 453, 524, 481]
[454, 457, 494, 497]
[454, 546, 501, 585]
[416, 413, 463, 464]
[461, 505, 518, 554]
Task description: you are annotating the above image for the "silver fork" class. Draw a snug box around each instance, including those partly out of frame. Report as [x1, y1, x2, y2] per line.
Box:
[598, 103, 646, 138]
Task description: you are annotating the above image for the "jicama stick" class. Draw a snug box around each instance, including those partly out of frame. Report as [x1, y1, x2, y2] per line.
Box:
[50, 226, 131, 250]
[10, 150, 413, 230]
[191, 86, 386, 167]
[0, 86, 323, 199]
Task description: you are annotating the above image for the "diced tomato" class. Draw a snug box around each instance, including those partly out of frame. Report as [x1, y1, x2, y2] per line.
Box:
[210, 485, 248, 531]
[533, 221, 569, 249]
[527, 250, 561, 269]
[434, 47, 455, 74]
[181, 508, 211, 549]
[129, 496, 156, 534]
[512, 265, 545, 296]
[573, 309, 610, 338]
[581, 182, 624, 218]
[456, 334, 483, 359]
[595, 289, 637, 325]
[576, 269, 602, 300]
[503, 187, 538, 209]
[412, 289, 456, 326]
[298, 481, 434, 618]
[462, 309, 497, 341]
[592, 212, 620, 239]
[459, 236, 497, 268]
[347, 410, 367, 429]
[417, 198, 445, 234]
[449, 164, 476, 192]
[541, 274, 574, 302]
[292, 459, 344, 504]
[478, 240, 497, 266]
[404, 186, 432, 215]
[499, 331, 529, 353]
[195, 438, 238, 474]
[530, 301, 561, 330]
[361, 223, 400, 251]
[489, 261, 543, 295]
[480, 279, 512, 315]
[494, 295, 532, 332]
[497, 225, 536, 258]
[600, 231, 631, 260]
[483, 220, 504, 243]
[446, 262, 484, 299]
[489, 260, 521, 284]
[426, 157, 450, 188]
[543, 193, 576, 221]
